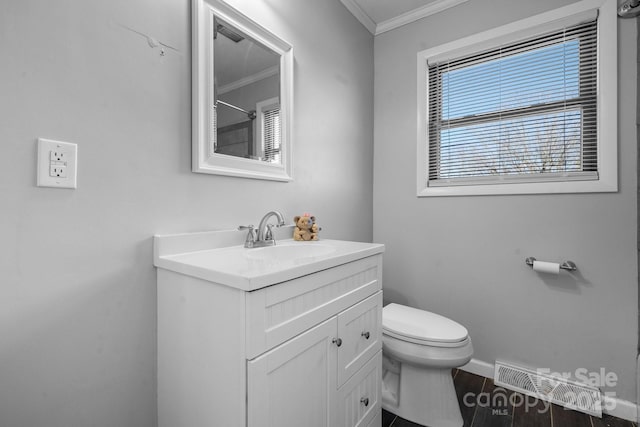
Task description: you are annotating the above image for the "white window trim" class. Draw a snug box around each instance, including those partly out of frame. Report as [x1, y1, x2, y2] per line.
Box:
[416, 0, 617, 197]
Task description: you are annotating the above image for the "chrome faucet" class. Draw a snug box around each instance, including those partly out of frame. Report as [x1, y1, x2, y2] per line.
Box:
[256, 211, 285, 246]
[239, 211, 286, 248]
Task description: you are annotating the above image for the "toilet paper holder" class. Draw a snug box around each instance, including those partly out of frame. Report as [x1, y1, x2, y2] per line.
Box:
[525, 257, 577, 272]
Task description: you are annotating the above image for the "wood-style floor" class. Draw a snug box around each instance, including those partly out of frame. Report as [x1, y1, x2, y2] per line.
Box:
[382, 370, 637, 427]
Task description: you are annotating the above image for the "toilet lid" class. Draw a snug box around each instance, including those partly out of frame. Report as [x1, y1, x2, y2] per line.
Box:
[382, 303, 468, 344]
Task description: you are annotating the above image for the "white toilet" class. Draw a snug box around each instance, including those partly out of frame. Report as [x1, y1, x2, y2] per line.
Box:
[381, 303, 473, 427]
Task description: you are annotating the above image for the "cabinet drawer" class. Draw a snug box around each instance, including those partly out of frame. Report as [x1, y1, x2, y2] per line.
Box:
[337, 351, 382, 427]
[246, 255, 382, 359]
[337, 292, 382, 386]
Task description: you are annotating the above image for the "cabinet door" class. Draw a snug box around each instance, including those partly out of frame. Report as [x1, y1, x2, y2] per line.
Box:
[247, 317, 338, 427]
[337, 351, 382, 427]
[337, 292, 382, 386]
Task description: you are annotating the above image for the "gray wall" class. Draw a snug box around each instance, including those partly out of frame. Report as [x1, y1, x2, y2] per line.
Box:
[373, 0, 638, 403]
[0, 1, 373, 426]
[637, 9, 640, 359]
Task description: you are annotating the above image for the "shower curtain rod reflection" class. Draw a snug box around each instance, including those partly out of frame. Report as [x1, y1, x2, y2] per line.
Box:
[217, 100, 257, 120]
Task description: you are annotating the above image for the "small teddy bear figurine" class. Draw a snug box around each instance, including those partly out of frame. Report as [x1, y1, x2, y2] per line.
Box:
[293, 213, 320, 241]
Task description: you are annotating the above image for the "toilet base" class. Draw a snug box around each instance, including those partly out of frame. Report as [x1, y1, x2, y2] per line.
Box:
[382, 361, 463, 427]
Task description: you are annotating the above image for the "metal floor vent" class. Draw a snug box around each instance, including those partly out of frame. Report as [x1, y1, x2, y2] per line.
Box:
[494, 361, 602, 417]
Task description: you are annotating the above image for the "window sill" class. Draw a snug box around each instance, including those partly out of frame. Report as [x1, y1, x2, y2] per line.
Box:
[417, 177, 617, 197]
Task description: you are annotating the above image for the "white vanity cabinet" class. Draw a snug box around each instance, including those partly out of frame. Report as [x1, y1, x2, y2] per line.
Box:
[155, 235, 384, 427]
[248, 291, 382, 427]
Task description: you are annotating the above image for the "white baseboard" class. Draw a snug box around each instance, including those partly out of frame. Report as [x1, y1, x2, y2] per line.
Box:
[460, 358, 495, 379]
[602, 395, 638, 422]
[458, 358, 638, 423]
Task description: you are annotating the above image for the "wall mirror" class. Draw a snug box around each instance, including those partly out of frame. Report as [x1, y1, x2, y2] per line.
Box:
[192, 0, 293, 181]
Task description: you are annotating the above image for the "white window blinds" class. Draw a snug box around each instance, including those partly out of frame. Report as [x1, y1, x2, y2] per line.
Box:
[427, 19, 598, 186]
[263, 107, 281, 163]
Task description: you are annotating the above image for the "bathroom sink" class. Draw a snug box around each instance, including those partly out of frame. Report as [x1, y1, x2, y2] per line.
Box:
[153, 229, 384, 291]
[244, 242, 335, 262]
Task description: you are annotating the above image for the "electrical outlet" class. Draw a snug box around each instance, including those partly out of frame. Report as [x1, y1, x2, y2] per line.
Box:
[50, 150, 67, 162]
[49, 164, 67, 178]
[37, 138, 77, 189]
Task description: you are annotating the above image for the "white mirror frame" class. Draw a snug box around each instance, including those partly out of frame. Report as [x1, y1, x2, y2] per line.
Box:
[192, 0, 294, 181]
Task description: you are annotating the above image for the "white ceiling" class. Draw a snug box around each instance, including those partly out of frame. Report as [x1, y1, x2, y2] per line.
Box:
[339, 0, 469, 35]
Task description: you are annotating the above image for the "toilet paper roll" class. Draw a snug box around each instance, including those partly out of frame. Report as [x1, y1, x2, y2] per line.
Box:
[532, 260, 560, 275]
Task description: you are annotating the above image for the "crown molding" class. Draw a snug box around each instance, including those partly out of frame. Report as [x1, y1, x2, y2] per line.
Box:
[339, 0, 377, 34]
[218, 65, 279, 94]
[341, 0, 469, 36]
[376, 0, 469, 35]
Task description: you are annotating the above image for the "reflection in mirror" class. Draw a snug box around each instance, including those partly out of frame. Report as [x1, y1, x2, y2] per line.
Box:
[193, 0, 293, 181]
[214, 17, 281, 163]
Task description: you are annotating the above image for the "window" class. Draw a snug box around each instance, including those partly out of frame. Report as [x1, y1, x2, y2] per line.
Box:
[256, 97, 281, 163]
[417, 0, 617, 196]
[263, 107, 281, 163]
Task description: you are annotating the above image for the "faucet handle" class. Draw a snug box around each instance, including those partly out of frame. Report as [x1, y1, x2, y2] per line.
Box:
[265, 224, 275, 241]
[238, 225, 257, 248]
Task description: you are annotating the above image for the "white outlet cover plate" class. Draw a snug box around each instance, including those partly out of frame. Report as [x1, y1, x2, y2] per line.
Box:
[37, 138, 77, 189]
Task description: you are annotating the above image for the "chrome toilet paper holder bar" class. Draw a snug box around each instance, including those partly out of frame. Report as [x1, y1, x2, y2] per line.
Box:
[525, 257, 577, 272]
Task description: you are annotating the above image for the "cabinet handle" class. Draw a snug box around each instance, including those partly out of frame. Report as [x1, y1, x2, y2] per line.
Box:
[360, 397, 369, 407]
[332, 338, 342, 347]
[361, 331, 370, 340]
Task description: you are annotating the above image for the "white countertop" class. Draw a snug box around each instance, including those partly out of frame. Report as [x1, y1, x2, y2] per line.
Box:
[154, 229, 384, 291]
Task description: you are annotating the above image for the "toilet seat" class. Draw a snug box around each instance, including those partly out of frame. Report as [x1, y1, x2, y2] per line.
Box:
[382, 303, 469, 347]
